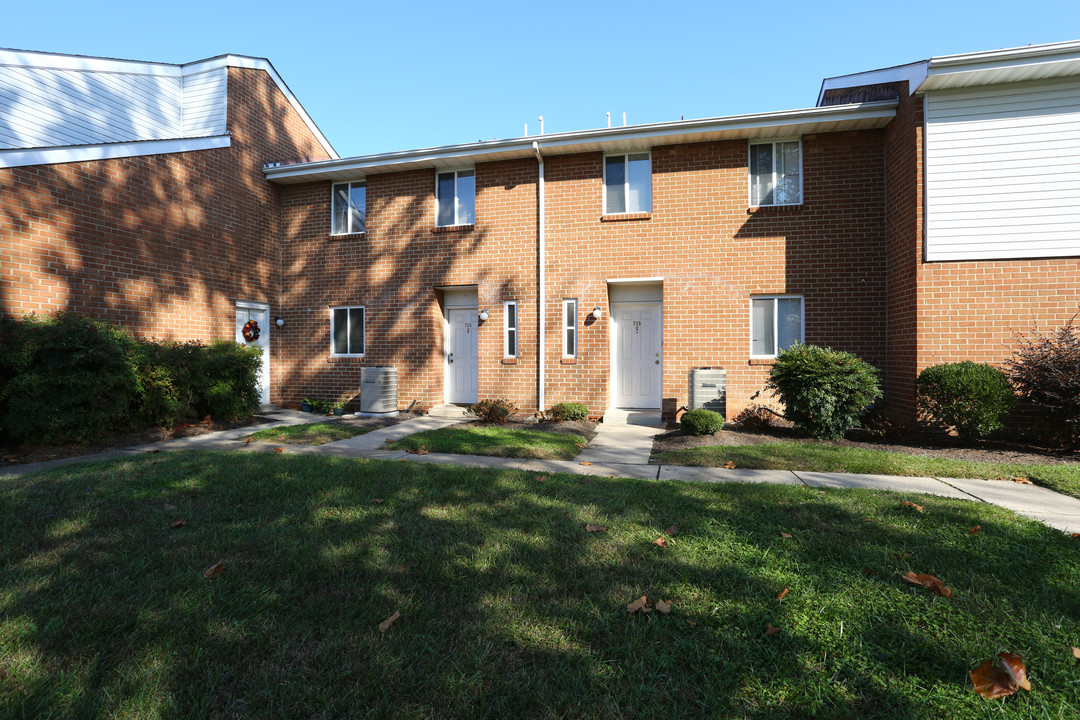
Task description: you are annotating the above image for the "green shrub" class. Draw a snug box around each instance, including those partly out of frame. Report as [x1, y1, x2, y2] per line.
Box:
[312, 399, 333, 414]
[680, 408, 724, 436]
[1005, 316, 1080, 448]
[766, 343, 882, 440]
[471, 398, 517, 424]
[548, 402, 589, 422]
[917, 361, 1014, 440]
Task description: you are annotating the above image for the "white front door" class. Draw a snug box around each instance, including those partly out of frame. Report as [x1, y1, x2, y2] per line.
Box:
[446, 308, 479, 404]
[613, 303, 662, 408]
[235, 303, 270, 406]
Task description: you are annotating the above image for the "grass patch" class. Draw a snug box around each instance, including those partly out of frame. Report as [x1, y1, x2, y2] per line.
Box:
[389, 425, 588, 460]
[246, 422, 373, 446]
[655, 441, 1080, 499]
[2, 451, 1079, 718]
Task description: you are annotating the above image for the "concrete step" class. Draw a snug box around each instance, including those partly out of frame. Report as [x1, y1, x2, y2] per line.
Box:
[601, 408, 664, 427]
[427, 404, 475, 419]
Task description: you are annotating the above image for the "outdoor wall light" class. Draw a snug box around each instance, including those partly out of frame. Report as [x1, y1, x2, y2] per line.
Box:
[591, 306, 603, 320]
[275, 316, 285, 327]
[479, 309, 490, 321]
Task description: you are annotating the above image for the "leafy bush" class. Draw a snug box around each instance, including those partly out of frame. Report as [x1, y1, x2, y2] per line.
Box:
[312, 400, 333, 414]
[548, 402, 589, 422]
[0, 313, 261, 444]
[917, 361, 1014, 440]
[1005, 316, 1080, 448]
[680, 408, 724, 436]
[471, 398, 517, 424]
[766, 343, 882, 440]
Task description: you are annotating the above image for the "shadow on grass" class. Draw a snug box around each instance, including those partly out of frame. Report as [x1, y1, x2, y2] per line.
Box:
[1, 451, 1078, 719]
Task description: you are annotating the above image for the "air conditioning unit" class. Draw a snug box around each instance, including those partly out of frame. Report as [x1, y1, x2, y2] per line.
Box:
[689, 368, 726, 415]
[359, 366, 398, 415]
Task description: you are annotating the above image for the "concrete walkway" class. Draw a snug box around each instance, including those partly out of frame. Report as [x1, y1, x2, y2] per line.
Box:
[4, 411, 1080, 534]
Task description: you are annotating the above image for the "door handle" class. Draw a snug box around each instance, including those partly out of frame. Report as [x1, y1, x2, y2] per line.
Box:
[448, 353, 454, 364]
[655, 360, 660, 365]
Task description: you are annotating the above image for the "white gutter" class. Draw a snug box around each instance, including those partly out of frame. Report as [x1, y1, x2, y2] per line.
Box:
[533, 141, 546, 412]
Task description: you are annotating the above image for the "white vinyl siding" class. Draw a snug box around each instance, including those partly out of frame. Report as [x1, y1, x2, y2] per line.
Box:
[180, 67, 227, 137]
[925, 77, 1080, 261]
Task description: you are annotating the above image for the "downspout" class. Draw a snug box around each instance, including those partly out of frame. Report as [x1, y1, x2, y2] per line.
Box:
[533, 141, 545, 412]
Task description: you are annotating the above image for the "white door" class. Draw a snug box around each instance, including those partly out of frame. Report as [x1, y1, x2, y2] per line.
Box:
[613, 303, 661, 408]
[235, 303, 270, 406]
[446, 308, 479, 404]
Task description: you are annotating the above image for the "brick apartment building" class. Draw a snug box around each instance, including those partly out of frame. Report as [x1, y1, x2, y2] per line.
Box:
[3, 41, 1079, 422]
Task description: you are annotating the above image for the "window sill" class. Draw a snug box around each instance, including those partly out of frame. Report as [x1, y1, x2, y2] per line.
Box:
[330, 232, 366, 240]
[433, 224, 475, 233]
[501, 357, 518, 365]
[601, 212, 652, 222]
[746, 203, 802, 214]
[748, 358, 777, 366]
[328, 356, 366, 363]
[560, 357, 577, 365]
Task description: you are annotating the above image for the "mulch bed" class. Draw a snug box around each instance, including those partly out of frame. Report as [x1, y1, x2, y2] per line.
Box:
[653, 417, 1080, 466]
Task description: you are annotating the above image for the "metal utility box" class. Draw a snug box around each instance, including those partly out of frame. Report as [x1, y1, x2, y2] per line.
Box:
[359, 366, 398, 414]
[689, 368, 726, 415]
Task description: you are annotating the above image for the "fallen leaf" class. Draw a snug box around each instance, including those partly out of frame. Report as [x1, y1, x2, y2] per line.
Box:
[203, 560, 225, 579]
[171, 518, 187, 528]
[901, 501, 924, 513]
[1012, 476, 1033, 485]
[586, 524, 606, 533]
[970, 652, 1031, 699]
[244, 437, 253, 445]
[652, 537, 669, 548]
[415, 448, 429, 455]
[862, 567, 877, 575]
[764, 623, 780, 636]
[777, 587, 790, 600]
[969, 525, 982, 535]
[666, 525, 681, 536]
[379, 611, 400, 633]
[686, 619, 697, 627]
[534, 475, 546, 483]
[1072, 647, 1080, 659]
[581, 461, 592, 466]
[901, 571, 953, 598]
[164, 503, 177, 511]
[780, 532, 792, 539]
[372, 498, 384, 504]
[818, 490, 826, 494]
[146, 449, 161, 454]
[655, 598, 671, 614]
[272, 447, 285, 454]
[724, 460, 737, 469]
[626, 596, 651, 614]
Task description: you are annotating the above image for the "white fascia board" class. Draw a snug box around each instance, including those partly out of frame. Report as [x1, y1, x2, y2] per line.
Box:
[918, 39, 1080, 92]
[0, 134, 231, 169]
[0, 47, 181, 77]
[817, 61, 929, 105]
[928, 39, 1080, 70]
[181, 54, 338, 160]
[264, 101, 897, 183]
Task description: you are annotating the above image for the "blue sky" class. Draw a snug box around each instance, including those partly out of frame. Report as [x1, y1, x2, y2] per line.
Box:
[4, 0, 1079, 158]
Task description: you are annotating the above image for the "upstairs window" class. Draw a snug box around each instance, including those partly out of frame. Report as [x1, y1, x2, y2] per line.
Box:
[436, 169, 475, 226]
[332, 181, 366, 234]
[562, 299, 577, 357]
[749, 140, 801, 206]
[751, 295, 803, 357]
[504, 301, 518, 358]
[604, 152, 651, 213]
[331, 306, 365, 356]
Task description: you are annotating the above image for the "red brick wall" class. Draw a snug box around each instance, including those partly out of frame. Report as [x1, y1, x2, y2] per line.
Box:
[279, 130, 890, 418]
[0, 67, 330, 404]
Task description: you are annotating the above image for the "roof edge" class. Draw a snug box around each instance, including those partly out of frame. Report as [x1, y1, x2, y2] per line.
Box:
[817, 61, 929, 105]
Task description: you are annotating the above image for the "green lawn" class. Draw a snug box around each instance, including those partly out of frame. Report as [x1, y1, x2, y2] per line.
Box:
[2, 452, 1079, 718]
[246, 421, 373, 445]
[388, 425, 588, 460]
[654, 441, 1080, 500]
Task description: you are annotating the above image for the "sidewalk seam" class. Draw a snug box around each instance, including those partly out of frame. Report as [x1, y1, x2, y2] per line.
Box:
[932, 476, 988, 503]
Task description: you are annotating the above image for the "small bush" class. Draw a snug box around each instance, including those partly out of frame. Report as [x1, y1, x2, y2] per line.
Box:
[311, 400, 333, 415]
[680, 408, 724, 436]
[548, 402, 589, 422]
[732, 403, 775, 432]
[917, 361, 1014, 440]
[1005, 316, 1080, 448]
[471, 398, 517, 424]
[767, 343, 882, 440]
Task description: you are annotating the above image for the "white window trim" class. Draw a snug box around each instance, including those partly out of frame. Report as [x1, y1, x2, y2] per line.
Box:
[749, 295, 804, 359]
[504, 300, 518, 358]
[331, 181, 366, 235]
[562, 299, 578, 358]
[602, 151, 652, 214]
[435, 168, 475, 227]
[330, 305, 366, 357]
[748, 138, 803, 208]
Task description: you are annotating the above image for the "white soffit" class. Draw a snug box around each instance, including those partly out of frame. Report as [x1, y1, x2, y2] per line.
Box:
[918, 39, 1080, 92]
[264, 101, 897, 184]
[0, 135, 231, 169]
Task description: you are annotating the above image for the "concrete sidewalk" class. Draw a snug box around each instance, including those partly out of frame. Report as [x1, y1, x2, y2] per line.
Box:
[4, 410, 1080, 534]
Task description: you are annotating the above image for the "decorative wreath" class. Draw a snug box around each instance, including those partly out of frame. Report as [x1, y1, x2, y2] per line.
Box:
[242, 319, 261, 343]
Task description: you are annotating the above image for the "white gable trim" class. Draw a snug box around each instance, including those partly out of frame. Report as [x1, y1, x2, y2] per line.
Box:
[0, 135, 231, 169]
